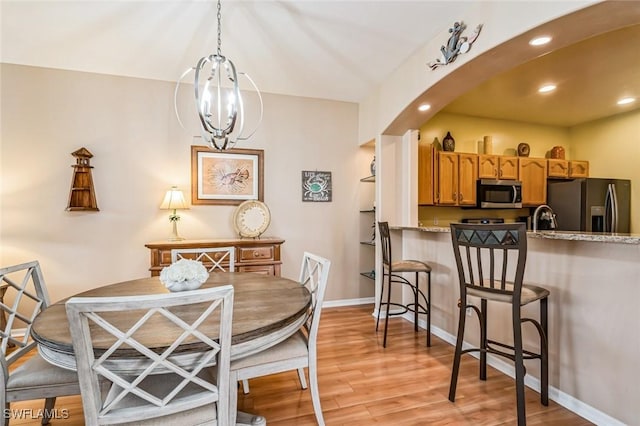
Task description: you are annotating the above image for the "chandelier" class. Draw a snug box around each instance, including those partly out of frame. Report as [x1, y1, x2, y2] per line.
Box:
[175, 0, 263, 150]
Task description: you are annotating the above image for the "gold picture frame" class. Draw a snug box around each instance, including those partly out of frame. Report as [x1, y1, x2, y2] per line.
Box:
[191, 146, 264, 205]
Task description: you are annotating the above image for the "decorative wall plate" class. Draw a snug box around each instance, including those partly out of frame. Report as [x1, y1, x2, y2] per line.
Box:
[233, 200, 271, 238]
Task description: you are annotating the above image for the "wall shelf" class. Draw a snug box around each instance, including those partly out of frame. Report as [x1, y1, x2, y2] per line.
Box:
[359, 271, 375, 280]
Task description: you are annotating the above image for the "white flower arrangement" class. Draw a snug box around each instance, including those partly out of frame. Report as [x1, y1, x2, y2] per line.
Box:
[160, 259, 209, 292]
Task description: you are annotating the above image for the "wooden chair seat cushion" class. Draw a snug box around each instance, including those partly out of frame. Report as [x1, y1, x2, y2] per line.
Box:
[468, 282, 550, 305]
[7, 353, 79, 396]
[231, 330, 308, 371]
[390, 260, 432, 273]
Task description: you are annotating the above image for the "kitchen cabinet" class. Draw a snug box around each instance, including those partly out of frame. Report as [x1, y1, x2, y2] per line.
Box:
[478, 155, 518, 180]
[548, 159, 590, 178]
[518, 158, 547, 206]
[418, 142, 435, 205]
[548, 159, 569, 178]
[436, 152, 478, 206]
[569, 160, 589, 178]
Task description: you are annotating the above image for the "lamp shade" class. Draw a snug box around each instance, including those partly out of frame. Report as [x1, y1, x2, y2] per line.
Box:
[160, 187, 188, 210]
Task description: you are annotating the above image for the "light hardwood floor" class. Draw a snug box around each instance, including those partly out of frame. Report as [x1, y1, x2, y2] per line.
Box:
[9, 304, 592, 425]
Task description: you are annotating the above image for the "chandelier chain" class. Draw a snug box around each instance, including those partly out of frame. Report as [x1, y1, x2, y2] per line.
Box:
[216, 0, 222, 56]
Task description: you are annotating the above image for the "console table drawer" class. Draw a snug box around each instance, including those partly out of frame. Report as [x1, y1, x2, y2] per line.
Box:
[239, 246, 274, 261]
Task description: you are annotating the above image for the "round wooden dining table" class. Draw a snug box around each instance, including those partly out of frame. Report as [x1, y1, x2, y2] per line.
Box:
[31, 271, 311, 426]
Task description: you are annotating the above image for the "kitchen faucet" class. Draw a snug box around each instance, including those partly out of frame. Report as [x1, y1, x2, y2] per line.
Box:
[532, 204, 558, 231]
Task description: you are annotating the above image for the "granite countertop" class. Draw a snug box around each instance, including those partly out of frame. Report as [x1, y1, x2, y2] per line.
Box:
[390, 225, 640, 245]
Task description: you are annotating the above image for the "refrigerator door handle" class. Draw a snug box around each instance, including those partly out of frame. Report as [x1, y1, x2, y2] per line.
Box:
[611, 183, 619, 232]
[604, 184, 612, 232]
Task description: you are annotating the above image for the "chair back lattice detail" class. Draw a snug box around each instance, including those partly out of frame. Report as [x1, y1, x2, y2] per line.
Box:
[66, 285, 234, 425]
[0, 261, 51, 363]
[171, 247, 235, 272]
[451, 223, 527, 299]
[298, 252, 331, 340]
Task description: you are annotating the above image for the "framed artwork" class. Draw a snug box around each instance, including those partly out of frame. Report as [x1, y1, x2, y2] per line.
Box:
[191, 146, 264, 205]
[301, 170, 332, 202]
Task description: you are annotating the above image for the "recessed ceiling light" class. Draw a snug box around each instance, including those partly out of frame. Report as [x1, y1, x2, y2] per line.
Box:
[418, 103, 431, 112]
[617, 97, 636, 105]
[529, 36, 552, 46]
[538, 84, 556, 93]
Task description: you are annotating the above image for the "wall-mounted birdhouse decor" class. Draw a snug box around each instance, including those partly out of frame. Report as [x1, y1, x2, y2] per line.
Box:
[66, 147, 99, 211]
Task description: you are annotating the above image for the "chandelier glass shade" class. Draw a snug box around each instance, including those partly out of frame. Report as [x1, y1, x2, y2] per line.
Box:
[176, 0, 263, 150]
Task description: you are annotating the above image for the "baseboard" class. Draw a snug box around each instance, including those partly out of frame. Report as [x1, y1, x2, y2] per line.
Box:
[323, 297, 374, 308]
[403, 312, 625, 426]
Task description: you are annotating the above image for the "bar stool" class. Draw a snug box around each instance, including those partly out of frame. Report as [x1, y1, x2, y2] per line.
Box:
[449, 223, 549, 426]
[376, 221, 432, 348]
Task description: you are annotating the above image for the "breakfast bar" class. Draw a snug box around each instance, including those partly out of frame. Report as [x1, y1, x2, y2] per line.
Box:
[388, 225, 640, 424]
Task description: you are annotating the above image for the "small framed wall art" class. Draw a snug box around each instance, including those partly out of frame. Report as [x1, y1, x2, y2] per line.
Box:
[301, 170, 332, 202]
[191, 146, 264, 205]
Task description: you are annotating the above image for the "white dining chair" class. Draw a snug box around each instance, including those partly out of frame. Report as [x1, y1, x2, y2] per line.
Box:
[65, 285, 234, 426]
[171, 247, 235, 272]
[0, 260, 80, 426]
[230, 252, 331, 426]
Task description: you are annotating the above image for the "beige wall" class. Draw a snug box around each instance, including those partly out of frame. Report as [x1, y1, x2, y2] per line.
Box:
[0, 64, 373, 304]
[419, 111, 570, 158]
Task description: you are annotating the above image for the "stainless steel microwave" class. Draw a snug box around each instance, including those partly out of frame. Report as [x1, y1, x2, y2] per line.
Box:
[477, 179, 522, 208]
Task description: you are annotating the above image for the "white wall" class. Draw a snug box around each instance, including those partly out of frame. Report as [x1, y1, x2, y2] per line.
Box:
[0, 64, 372, 304]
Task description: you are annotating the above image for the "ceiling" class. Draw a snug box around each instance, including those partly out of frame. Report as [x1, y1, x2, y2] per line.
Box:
[1, 1, 638, 128]
[0, 0, 468, 103]
[441, 22, 640, 127]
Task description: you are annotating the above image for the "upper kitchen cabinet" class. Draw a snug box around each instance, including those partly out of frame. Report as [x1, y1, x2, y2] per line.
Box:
[569, 160, 589, 178]
[436, 152, 478, 206]
[519, 158, 547, 206]
[478, 155, 518, 180]
[418, 142, 435, 205]
[548, 159, 590, 179]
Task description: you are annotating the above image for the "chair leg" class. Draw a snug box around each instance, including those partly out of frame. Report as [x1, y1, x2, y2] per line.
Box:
[426, 271, 431, 347]
[230, 372, 239, 426]
[375, 275, 385, 332]
[540, 297, 549, 406]
[297, 367, 308, 389]
[449, 296, 467, 402]
[3, 403, 9, 426]
[241, 379, 250, 394]
[383, 274, 392, 348]
[41, 397, 56, 425]
[513, 304, 527, 426]
[480, 298, 488, 381]
[308, 353, 325, 426]
[414, 272, 419, 332]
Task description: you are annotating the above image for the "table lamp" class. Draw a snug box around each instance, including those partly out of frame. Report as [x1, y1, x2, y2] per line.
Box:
[159, 186, 189, 241]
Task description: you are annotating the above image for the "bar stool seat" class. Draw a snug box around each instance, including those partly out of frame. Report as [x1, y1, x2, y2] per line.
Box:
[376, 221, 432, 348]
[391, 260, 432, 274]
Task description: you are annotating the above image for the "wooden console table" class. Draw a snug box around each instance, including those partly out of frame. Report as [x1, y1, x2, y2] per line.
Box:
[145, 238, 284, 277]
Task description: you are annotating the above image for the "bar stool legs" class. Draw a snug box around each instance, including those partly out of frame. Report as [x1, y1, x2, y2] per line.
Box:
[375, 269, 431, 348]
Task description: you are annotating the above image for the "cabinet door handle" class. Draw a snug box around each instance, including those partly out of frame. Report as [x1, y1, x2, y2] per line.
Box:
[494, 168, 498, 177]
[459, 193, 463, 202]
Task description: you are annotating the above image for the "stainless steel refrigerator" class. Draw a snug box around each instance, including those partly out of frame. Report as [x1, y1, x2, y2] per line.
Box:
[547, 178, 631, 233]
